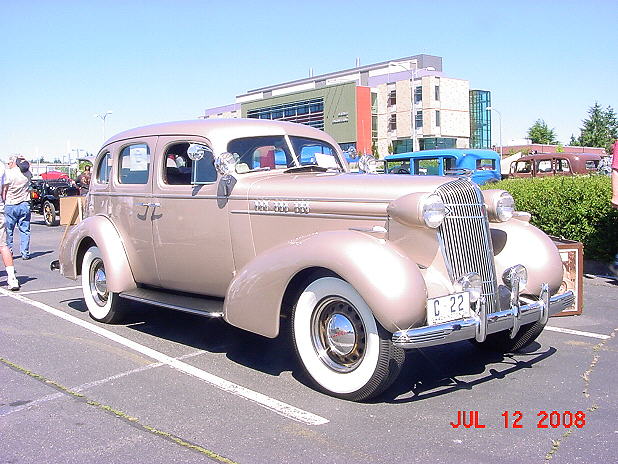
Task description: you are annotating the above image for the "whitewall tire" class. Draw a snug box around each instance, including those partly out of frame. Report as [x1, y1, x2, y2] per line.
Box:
[292, 277, 404, 401]
[81, 246, 123, 323]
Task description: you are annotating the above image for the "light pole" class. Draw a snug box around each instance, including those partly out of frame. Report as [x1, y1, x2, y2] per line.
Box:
[94, 110, 113, 142]
[388, 62, 418, 152]
[486, 106, 502, 156]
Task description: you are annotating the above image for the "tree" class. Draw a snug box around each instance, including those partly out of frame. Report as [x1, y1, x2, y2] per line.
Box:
[568, 134, 579, 146]
[574, 103, 618, 154]
[527, 119, 559, 144]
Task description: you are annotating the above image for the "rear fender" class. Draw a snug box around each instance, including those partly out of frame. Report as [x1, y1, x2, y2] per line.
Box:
[58, 215, 137, 293]
[224, 230, 426, 338]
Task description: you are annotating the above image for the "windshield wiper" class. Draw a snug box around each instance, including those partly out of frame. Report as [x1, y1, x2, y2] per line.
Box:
[284, 165, 329, 173]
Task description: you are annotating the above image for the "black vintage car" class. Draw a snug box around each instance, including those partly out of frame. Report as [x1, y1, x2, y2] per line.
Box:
[30, 178, 80, 226]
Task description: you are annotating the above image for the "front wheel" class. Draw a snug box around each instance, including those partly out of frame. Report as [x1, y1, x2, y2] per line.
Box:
[81, 246, 124, 323]
[473, 319, 546, 353]
[292, 277, 404, 401]
[43, 201, 58, 226]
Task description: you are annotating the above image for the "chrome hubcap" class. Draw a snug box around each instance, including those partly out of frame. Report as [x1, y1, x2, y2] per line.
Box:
[311, 297, 366, 372]
[89, 258, 108, 306]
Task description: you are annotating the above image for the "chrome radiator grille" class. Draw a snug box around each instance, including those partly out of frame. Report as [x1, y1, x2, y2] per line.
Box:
[436, 179, 499, 313]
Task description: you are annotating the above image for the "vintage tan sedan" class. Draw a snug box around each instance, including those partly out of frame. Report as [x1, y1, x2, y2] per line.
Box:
[54, 119, 574, 401]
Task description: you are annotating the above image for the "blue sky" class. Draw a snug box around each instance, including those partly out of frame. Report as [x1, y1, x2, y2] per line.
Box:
[1, 0, 617, 161]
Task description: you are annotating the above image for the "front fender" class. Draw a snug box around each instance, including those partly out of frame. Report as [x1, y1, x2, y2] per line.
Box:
[58, 215, 137, 293]
[224, 230, 426, 338]
[491, 219, 563, 295]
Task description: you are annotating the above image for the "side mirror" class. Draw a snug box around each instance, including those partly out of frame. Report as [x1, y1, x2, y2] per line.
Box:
[187, 143, 211, 161]
[214, 152, 238, 176]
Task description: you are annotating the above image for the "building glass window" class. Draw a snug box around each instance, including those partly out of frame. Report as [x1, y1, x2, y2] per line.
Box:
[388, 114, 397, 131]
[246, 98, 325, 130]
[414, 86, 422, 104]
[393, 139, 413, 154]
[371, 92, 377, 114]
[436, 110, 441, 127]
[415, 110, 423, 128]
[419, 137, 457, 150]
[435, 85, 440, 101]
[469, 90, 491, 149]
[388, 90, 397, 106]
[371, 115, 378, 138]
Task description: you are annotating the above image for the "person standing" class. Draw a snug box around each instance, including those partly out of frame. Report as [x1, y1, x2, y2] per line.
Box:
[76, 164, 92, 194]
[5, 155, 32, 260]
[0, 160, 20, 289]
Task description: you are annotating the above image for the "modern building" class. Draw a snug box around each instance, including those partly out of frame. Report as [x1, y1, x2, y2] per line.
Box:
[203, 55, 489, 157]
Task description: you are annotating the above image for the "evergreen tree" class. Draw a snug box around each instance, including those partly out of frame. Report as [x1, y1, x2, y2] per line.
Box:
[527, 119, 558, 144]
[576, 103, 618, 153]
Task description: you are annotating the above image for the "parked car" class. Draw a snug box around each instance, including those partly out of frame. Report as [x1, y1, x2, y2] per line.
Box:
[384, 149, 502, 185]
[52, 119, 573, 401]
[30, 178, 80, 226]
[508, 153, 602, 178]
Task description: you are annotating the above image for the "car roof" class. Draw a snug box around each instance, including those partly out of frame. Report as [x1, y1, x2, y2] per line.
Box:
[515, 152, 601, 162]
[384, 149, 500, 161]
[103, 118, 337, 147]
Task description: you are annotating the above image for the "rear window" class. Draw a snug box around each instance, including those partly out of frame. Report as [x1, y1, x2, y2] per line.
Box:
[585, 160, 599, 170]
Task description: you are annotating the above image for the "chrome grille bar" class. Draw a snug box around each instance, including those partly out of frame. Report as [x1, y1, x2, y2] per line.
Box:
[436, 179, 499, 313]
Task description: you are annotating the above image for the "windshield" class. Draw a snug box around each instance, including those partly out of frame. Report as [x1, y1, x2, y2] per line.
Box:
[227, 135, 342, 173]
[289, 136, 342, 170]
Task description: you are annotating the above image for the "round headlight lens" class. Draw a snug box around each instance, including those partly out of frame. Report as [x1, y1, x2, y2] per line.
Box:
[422, 194, 446, 228]
[502, 264, 528, 290]
[455, 272, 482, 303]
[496, 192, 515, 222]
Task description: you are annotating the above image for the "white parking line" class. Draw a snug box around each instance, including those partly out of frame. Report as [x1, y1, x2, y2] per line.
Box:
[0, 285, 81, 296]
[545, 326, 611, 340]
[0, 350, 206, 418]
[0, 288, 329, 426]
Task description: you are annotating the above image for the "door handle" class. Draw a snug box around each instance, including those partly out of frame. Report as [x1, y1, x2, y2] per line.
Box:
[137, 202, 161, 207]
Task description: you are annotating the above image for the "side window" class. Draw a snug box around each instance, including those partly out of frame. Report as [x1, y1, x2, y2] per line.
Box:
[585, 160, 598, 170]
[515, 161, 532, 173]
[415, 158, 439, 175]
[476, 159, 495, 170]
[119, 143, 150, 184]
[162, 142, 216, 185]
[96, 152, 112, 183]
[536, 160, 552, 173]
[556, 159, 571, 172]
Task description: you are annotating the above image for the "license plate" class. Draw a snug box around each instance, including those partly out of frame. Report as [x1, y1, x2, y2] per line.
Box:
[426, 292, 471, 325]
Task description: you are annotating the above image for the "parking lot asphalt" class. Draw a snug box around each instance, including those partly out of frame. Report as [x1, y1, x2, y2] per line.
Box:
[1, 217, 617, 463]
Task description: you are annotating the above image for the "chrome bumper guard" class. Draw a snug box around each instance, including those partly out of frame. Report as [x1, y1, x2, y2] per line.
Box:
[392, 285, 575, 349]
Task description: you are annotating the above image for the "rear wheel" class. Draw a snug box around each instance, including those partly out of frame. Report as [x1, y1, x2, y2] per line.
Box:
[292, 277, 404, 401]
[81, 246, 124, 323]
[43, 201, 58, 226]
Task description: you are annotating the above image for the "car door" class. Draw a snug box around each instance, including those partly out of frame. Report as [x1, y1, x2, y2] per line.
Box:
[108, 137, 159, 286]
[151, 136, 234, 297]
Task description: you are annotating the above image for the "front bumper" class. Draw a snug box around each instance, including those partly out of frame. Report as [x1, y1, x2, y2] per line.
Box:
[392, 285, 574, 349]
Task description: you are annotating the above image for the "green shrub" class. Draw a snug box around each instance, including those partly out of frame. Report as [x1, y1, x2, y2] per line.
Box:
[482, 175, 618, 262]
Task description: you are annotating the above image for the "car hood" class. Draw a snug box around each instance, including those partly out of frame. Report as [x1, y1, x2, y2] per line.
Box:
[235, 171, 458, 203]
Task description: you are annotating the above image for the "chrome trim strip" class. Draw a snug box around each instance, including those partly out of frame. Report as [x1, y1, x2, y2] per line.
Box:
[230, 210, 385, 221]
[392, 290, 574, 349]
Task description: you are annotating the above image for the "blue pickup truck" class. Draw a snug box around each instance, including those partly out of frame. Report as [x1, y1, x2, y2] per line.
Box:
[384, 149, 502, 185]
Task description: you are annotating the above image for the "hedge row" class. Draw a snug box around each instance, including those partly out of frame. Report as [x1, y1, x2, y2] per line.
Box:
[481, 175, 618, 262]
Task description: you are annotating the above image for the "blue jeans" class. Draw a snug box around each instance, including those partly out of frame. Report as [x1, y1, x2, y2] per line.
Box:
[5, 201, 31, 258]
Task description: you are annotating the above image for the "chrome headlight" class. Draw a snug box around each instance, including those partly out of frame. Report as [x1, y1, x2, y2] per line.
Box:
[502, 264, 528, 290]
[455, 272, 482, 303]
[421, 194, 445, 228]
[495, 192, 515, 222]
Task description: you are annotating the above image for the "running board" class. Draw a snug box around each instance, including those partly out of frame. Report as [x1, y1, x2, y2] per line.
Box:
[119, 288, 224, 318]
